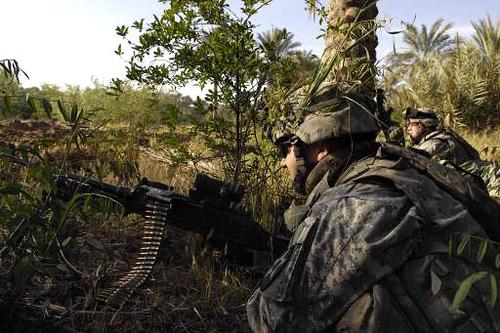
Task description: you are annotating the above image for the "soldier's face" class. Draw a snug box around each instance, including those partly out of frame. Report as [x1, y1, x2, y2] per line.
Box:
[407, 122, 425, 142]
[280, 144, 326, 180]
[281, 145, 298, 178]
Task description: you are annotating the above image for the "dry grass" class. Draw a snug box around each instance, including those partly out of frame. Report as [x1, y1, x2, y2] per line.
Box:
[460, 127, 500, 161]
[0, 121, 262, 332]
[2, 119, 497, 332]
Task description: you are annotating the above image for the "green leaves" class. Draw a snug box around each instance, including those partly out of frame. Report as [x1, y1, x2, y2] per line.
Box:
[451, 271, 489, 313]
[115, 0, 273, 182]
[450, 271, 499, 312]
[115, 43, 123, 56]
[477, 239, 490, 263]
[456, 234, 470, 256]
[385, 16, 500, 129]
[0, 183, 23, 195]
[0, 59, 29, 83]
[26, 95, 38, 115]
[57, 99, 68, 120]
[116, 25, 129, 37]
[450, 234, 499, 265]
[27, 164, 55, 191]
[132, 19, 144, 32]
[489, 274, 498, 307]
[41, 98, 53, 119]
[471, 15, 500, 57]
[0, 89, 72, 120]
[448, 234, 500, 312]
[3, 95, 12, 115]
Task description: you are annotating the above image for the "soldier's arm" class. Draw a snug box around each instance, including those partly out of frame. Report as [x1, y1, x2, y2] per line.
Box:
[246, 182, 425, 332]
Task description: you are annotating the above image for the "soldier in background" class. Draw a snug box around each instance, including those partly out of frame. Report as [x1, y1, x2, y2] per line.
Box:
[247, 86, 500, 332]
[403, 107, 498, 196]
[404, 107, 483, 170]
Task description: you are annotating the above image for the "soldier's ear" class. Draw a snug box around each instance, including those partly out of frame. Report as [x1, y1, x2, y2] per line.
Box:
[317, 150, 329, 161]
[315, 142, 330, 161]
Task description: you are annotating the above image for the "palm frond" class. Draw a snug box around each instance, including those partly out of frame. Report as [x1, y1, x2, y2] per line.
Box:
[257, 27, 302, 61]
[471, 16, 500, 57]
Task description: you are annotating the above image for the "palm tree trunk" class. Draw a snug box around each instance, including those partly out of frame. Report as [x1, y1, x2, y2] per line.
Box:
[324, 0, 378, 96]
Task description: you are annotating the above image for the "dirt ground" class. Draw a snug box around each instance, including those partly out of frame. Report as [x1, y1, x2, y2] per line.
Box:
[0, 118, 70, 146]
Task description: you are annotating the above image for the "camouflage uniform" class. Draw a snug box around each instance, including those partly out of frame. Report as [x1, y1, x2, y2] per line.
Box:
[247, 95, 500, 332]
[404, 108, 483, 171]
[414, 129, 480, 167]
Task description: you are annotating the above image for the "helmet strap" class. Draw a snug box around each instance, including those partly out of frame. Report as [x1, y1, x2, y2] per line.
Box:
[305, 154, 338, 193]
[292, 144, 309, 195]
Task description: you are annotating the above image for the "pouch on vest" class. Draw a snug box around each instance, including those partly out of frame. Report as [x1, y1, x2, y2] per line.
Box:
[381, 144, 500, 242]
[261, 216, 317, 302]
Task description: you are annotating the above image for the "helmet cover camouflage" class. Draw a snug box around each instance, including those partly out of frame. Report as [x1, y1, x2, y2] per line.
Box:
[295, 93, 380, 145]
[269, 87, 307, 145]
[403, 107, 440, 127]
[271, 83, 380, 146]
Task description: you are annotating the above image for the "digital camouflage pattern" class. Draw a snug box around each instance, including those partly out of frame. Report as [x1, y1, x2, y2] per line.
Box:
[480, 161, 500, 199]
[404, 108, 481, 170]
[404, 107, 440, 128]
[404, 108, 498, 198]
[247, 150, 500, 332]
[412, 128, 500, 195]
[270, 83, 379, 145]
[295, 96, 379, 145]
[414, 129, 481, 167]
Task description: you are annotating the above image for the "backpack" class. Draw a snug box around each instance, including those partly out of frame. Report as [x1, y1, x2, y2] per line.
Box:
[337, 143, 500, 242]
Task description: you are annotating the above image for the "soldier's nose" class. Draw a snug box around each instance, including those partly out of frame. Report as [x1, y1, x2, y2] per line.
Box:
[280, 159, 287, 169]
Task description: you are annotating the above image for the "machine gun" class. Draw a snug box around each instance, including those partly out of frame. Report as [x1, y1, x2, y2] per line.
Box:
[54, 173, 288, 309]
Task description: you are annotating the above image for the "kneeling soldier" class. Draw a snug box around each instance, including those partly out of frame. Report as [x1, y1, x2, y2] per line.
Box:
[247, 86, 500, 332]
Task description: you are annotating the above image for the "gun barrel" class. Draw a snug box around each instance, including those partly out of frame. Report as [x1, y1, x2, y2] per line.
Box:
[54, 174, 133, 205]
[54, 173, 288, 254]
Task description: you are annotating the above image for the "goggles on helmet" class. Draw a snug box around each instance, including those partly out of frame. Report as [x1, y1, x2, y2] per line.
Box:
[276, 136, 300, 158]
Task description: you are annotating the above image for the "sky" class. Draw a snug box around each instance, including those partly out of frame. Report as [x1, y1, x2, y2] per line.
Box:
[1, 0, 499, 97]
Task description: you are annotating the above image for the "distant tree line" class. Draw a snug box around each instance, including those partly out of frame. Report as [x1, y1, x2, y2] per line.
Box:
[383, 16, 500, 129]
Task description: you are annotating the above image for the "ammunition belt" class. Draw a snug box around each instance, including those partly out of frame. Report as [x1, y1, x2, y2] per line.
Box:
[97, 199, 171, 309]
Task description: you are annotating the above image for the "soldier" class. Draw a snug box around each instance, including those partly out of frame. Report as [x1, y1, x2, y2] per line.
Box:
[247, 86, 500, 332]
[404, 107, 482, 169]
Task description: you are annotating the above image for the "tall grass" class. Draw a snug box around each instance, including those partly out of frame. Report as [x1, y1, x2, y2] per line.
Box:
[460, 128, 500, 161]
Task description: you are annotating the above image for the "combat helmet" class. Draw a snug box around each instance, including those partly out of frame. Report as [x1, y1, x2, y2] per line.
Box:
[403, 107, 440, 127]
[296, 89, 380, 145]
[270, 83, 381, 195]
[272, 83, 380, 147]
